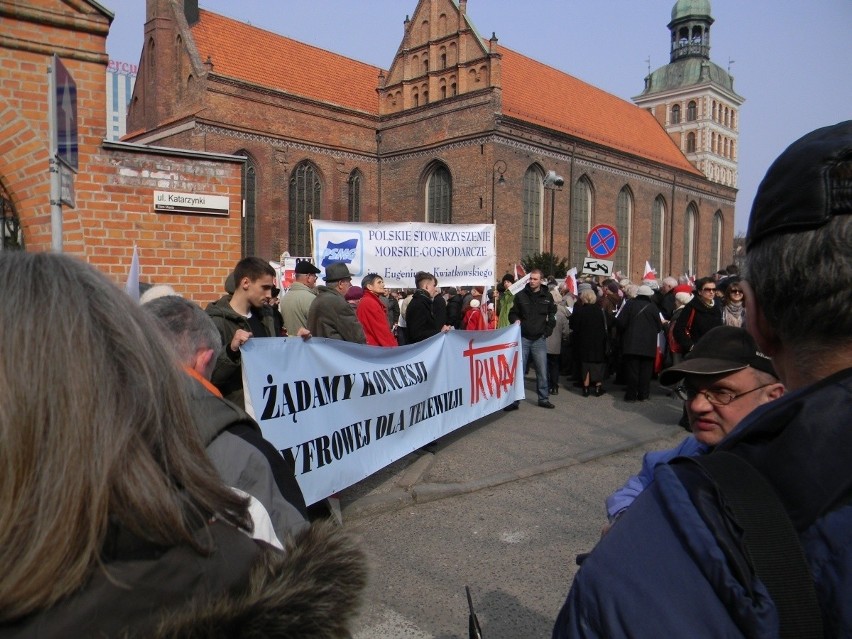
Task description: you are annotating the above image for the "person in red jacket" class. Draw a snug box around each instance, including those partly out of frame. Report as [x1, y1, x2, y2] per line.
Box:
[357, 273, 397, 347]
[463, 298, 487, 330]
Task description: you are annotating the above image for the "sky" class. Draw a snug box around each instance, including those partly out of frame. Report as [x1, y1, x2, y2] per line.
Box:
[103, 0, 852, 233]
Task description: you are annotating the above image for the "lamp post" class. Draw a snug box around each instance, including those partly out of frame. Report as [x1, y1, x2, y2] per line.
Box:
[490, 160, 506, 223]
[543, 170, 564, 277]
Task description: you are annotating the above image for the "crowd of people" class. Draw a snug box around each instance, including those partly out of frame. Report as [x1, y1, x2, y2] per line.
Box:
[0, 121, 848, 637]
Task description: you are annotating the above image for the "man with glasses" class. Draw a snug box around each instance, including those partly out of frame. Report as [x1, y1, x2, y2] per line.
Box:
[554, 121, 852, 637]
[672, 276, 722, 353]
[279, 259, 321, 336]
[604, 326, 783, 523]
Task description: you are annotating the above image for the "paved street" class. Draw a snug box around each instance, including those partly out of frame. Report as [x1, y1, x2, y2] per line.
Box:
[338, 375, 688, 638]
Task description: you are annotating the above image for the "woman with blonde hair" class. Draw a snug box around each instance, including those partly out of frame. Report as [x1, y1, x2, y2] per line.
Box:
[0, 252, 365, 637]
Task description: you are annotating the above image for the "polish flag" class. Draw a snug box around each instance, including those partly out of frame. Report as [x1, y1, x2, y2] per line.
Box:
[643, 261, 657, 280]
[564, 267, 578, 296]
[514, 263, 526, 280]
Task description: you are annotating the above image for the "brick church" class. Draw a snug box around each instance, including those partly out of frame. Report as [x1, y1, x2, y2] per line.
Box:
[126, 0, 740, 280]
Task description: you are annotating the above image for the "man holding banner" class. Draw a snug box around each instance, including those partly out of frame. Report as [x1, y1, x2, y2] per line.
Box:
[207, 257, 277, 406]
[506, 269, 557, 410]
[307, 262, 366, 344]
[406, 271, 452, 344]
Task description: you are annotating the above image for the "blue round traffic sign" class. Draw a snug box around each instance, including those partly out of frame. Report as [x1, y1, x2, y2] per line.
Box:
[586, 224, 619, 259]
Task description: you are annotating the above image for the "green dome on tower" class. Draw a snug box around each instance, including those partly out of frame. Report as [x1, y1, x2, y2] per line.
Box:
[671, 0, 712, 22]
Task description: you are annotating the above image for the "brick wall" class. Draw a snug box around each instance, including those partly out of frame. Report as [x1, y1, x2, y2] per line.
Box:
[1, 1, 243, 303]
[125, 0, 735, 283]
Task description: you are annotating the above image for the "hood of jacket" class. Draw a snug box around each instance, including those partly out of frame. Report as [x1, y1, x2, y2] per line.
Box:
[153, 519, 367, 639]
[185, 375, 260, 447]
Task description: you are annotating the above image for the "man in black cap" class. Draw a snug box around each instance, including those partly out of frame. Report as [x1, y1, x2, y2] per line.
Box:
[605, 326, 783, 522]
[307, 262, 366, 343]
[280, 259, 321, 336]
[554, 121, 852, 637]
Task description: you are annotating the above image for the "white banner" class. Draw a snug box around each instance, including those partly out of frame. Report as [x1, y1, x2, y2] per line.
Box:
[310, 221, 496, 288]
[241, 325, 523, 505]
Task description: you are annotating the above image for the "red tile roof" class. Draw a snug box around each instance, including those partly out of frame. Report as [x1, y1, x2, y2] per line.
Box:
[499, 46, 701, 174]
[188, 9, 698, 174]
[190, 9, 382, 114]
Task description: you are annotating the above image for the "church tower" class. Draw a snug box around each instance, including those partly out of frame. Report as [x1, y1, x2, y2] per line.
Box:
[633, 0, 744, 188]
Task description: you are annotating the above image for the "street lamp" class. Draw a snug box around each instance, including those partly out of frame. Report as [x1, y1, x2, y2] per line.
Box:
[543, 170, 564, 277]
[490, 160, 506, 223]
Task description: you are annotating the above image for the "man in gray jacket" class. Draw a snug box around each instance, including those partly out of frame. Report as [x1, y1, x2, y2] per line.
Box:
[144, 295, 311, 545]
[280, 259, 321, 335]
[307, 262, 366, 343]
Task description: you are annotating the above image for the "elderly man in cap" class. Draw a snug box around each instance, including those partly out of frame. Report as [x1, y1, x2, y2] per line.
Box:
[279, 260, 321, 336]
[307, 262, 366, 343]
[605, 326, 783, 523]
[554, 121, 852, 637]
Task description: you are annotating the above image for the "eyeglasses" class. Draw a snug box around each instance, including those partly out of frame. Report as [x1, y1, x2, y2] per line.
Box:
[701, 287, 716, 293]
[674, 383, 772, 406]
[728, 290, 743, 295]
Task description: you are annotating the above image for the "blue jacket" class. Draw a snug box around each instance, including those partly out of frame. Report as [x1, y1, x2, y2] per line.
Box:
[605, 435, 707, 522]
[554, 367, 852, 638]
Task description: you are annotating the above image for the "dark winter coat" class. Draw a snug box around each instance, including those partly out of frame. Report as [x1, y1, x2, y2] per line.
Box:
[569, 302, 609, 363]
[432, 293, 448, 329]
[446, 293, 464, 329]
[2, 520, 367, 639]
[673, 297, 722, 352]
[206, 295, 274, 406]
[186, 374, 310, 541]
[617, 297, 663, 357]
[307, 285, 366, 343]
[406, 289, 440, 343]
[554, 367, 852, 638]
[509, 284, 556, 340]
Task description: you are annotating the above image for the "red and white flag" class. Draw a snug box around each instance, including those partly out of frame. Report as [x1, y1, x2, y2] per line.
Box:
[564, 267, 578, 296]
[643, 261, 657, 281]
[514, 263, 526, 281]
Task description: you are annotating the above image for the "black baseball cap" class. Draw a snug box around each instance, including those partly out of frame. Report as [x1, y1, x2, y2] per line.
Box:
[747, 120, 852, 249]
[659, 326, 777, 386]
[294, 260, 321, 275]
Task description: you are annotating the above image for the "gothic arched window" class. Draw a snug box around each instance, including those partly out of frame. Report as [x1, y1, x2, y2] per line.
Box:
[426, 165, 452, 223]
[235, 151, 257, 257]
[652, 196, 666, 275]
[614, 187, 633, 275]
[711, 211, 724, 272]
[288, 162, 321, 256]
[683, 203, 698, 275]
[348, 169, 362, 222]
[522, 166, 543, 259]
[571, 176, 593, 269]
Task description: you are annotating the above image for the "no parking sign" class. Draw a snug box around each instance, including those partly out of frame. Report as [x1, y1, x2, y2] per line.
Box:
[586, 224, 619, 259]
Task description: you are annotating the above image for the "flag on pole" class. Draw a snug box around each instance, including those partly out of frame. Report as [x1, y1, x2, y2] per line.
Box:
[125, 245, 140, 302]
[514, 263, 526, 281]
[643, 261, 657, 281]
[564, 267, 578, 296]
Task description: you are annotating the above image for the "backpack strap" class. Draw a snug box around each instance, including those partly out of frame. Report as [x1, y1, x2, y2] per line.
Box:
[680, 452, 823, 638]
